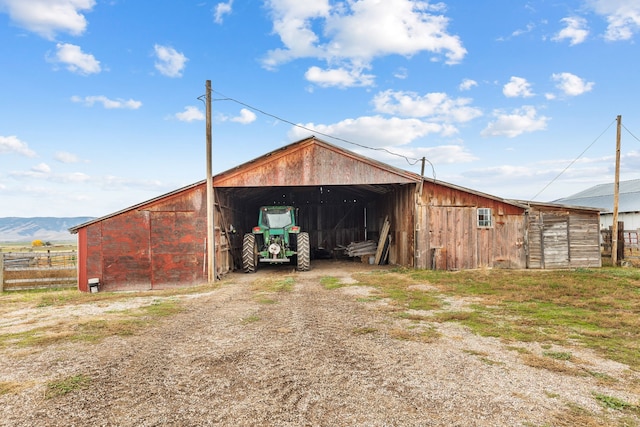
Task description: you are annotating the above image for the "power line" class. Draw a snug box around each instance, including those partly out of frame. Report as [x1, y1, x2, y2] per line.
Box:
[530, 117, 617, 201]
[209, 88, 436, 178]
[622, 123, 640, 144]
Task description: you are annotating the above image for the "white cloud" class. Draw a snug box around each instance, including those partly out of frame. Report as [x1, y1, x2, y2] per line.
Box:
[459, 78, 478, 91]
[552, 17, 589, 45]
[175, 106, 205, 122]
[0, 0, 95, 39]
[213, 0, 233, 24]
[481, 106, 549, 138]
[551, 72, 594, 96]
[372, 90, 482, 124]
[511, 22, 535, 38]
[154, 44, 187, 78]
[503, 76, 534, 98]
[53, 43, 101, 75]
[71, 95, 142, 109]
[587, 0, 640, 41]
[217, 108, 257, 125]
[288, 115, 450, 148]
[32, 162, 51, 173]
[263, 0, 466, 88]
[57, 172, 90, 183]
[0, 135, 36, 157]
[304, 65, 375, 88]
[230, 108, 257, 124]
[54, 151, 79, 163]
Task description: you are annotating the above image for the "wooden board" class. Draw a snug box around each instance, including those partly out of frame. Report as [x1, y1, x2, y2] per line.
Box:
[375, 216, 390, 265]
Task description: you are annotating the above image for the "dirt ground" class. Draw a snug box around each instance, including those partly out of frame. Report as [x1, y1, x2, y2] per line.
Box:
[1, 260, 638, 426]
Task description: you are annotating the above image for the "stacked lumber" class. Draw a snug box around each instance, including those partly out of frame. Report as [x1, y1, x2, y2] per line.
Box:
[341, 240, 377, 257]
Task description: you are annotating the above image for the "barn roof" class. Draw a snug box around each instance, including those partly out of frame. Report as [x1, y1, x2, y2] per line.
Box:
[69, 136, 598, 233]
[553, 179, 640, 213]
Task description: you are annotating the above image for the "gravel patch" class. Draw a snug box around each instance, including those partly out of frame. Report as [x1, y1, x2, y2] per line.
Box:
[0, 261, 637, 426]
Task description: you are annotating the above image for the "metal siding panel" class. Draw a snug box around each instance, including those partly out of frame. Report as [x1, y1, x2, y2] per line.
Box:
[77, 228, 88, 292]
[101, 211, 152, 290]
[150, 211, 205, 288]
[85, 223, 104, 288]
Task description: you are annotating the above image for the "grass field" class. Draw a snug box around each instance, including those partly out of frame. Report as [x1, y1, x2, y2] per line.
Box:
[348, 267, 640, 372]
[0, 242, 77, 253]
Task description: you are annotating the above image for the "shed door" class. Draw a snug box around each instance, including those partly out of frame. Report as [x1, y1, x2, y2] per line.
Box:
[429, 207, 477, 270]
[542, 215, 569, 268]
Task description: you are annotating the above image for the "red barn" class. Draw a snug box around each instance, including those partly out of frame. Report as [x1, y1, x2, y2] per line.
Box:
[70, 137, 601, 292]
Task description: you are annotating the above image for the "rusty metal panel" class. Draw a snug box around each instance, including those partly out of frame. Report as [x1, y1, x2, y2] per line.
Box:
[149, 211, 206, 288]
[101, 211, 152, 290]
[84, 223, 103, 289]
[214, 139, 419, 187]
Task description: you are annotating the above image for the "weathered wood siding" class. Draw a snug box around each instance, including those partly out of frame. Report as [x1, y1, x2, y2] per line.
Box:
[421, 181, 526, 270]
[214, 139, 419, 187]
[526, 207, 601, 269]
[375, 184, 416, 266]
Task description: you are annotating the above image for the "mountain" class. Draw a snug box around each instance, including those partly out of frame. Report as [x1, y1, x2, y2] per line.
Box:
[0, 217, 95, 243]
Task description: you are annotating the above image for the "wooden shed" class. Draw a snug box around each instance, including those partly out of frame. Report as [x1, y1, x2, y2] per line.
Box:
[69, 137, 601, 291]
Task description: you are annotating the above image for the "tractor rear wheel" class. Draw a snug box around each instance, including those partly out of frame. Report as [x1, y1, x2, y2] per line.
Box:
[296, 232, 310, 271]
[242, 234, 258, 273]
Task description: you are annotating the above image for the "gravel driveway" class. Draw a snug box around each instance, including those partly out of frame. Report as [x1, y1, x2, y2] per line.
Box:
[0, 260, 637, 426]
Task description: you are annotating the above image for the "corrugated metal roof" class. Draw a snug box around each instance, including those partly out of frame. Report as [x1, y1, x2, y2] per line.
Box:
[553, 179, 640, 213]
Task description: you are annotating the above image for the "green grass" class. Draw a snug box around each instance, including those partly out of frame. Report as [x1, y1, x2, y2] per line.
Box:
[45, 374, 91, 399]
[352, 271, 441, 312]
[593, 392, 639, 415]
[544, 351, 572, 361]
[241, 314, 261, 324]
[320, 276, 343, 289]
[407, 268, 640, 370]
[251, 276, 295, 293]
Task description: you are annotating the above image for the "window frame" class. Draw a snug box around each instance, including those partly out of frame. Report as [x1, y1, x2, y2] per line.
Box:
[477, 207, 493, 228]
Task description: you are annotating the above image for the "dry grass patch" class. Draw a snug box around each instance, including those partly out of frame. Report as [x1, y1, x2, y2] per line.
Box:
[0, 381, 26, 395]
[0, 298, 184, 349]
[251, 276, 295, 293]
[521, 353, 584, 376]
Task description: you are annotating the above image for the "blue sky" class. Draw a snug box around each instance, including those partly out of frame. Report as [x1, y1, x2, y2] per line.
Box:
[1, 0, 639, 218]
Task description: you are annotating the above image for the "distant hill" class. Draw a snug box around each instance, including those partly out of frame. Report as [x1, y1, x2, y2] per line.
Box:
[0, 217, 95, 243]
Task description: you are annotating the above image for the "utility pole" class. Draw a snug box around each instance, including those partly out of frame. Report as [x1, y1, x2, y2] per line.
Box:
[206, 80, 215, 282]
[611, 115, 621, 266]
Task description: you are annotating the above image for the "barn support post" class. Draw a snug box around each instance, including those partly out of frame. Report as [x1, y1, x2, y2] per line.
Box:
[612, 114, 622, 266]
[206, 80, 216, 282]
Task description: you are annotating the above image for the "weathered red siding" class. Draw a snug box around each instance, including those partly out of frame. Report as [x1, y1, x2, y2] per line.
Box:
[80, 184, 209, 291]
[215, 139, 420, 187]
[420, 180, 527, 270]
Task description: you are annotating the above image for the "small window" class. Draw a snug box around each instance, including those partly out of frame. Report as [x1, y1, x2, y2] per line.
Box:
[477, 208, 492, 228]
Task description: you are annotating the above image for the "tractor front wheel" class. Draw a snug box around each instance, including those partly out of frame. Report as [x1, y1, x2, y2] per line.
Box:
[242, 234, 258, 273]
[296, 232, 310, 271]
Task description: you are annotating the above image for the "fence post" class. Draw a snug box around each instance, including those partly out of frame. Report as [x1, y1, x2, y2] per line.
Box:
[0, 254, 4, 292]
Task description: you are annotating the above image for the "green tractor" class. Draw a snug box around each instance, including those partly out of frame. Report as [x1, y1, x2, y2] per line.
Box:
[242, 206, 310, 273]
